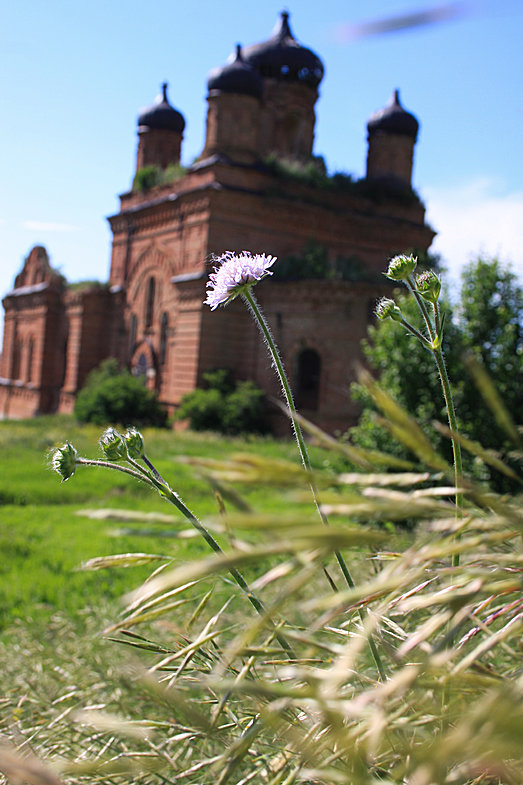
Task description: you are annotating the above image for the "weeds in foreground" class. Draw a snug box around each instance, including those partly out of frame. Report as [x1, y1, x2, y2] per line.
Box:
[1, 255, 522, 785]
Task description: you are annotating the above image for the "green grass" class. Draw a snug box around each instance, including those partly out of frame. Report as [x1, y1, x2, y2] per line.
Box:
[0, 416, 341, 631]
[1, 410, 522, 784]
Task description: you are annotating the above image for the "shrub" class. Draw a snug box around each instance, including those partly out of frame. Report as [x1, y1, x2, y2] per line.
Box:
[222, 380, 267, 434]
[74, 359, 167, 427]
[176, 369, 267, 435]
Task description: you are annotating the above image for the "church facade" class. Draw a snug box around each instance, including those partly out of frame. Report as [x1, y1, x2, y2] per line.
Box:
[0, 13, 434, 432]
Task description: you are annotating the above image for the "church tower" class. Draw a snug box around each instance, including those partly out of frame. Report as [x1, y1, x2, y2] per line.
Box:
[202, 44, 263, 163]
[136, 83, 186, 171]
[243, 11, 323, 160]
[366, 89, 419, 187]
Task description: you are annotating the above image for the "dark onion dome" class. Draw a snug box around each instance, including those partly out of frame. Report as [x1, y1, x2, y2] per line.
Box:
[367, 90, 419, 139]
[207, 44, 263, 99]
[138, 83, 186, 133]
[243, 11, 324, 88]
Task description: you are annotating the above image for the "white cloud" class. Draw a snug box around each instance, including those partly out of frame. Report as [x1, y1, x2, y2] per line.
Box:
[22, 220, 79, 232]
[423, 178, 523, 288]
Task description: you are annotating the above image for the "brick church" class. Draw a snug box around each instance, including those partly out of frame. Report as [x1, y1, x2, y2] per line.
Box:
[0, 12, 434, 432]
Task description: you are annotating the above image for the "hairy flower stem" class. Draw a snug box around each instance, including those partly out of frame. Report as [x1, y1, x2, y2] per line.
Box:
[406, 276, 435, 343]
[243, 289, 386, 681]
[405, 279, 464, 567]
[399, 318, 432, 349]
[432, 305, 464, 567]
[81, 456, 295, 658]
[77, 458, 150, 483]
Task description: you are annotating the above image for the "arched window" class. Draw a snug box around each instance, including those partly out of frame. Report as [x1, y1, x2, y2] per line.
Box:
[134, 352, 148, 377]
[145, 277, 155, 328]
[159, 312, 168, 366]
[129, 314, 137, 352]
[59, 331, 68, 387]
[26, 337, 35, 383]
[295, 348, 321, 411]
[11, 339, 22, 380]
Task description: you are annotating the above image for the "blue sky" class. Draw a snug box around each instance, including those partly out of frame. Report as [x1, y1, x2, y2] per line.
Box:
[1, 0, 522, 340]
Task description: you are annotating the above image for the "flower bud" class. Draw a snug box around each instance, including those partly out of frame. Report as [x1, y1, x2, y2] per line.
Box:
[51, 441, 78, 482]
[416, 270, 441, 303]
[124, 427, 145, 459]
[375, 297, 404, 323]
[385, 254, 417, 281]
[99, 427, 126, 461]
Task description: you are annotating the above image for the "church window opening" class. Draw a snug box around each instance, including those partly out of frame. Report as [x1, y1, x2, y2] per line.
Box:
[12, 339, 22, 380]
[160, 312, 168, 366]
[145, 277, 156, 328]
[26, 337, 35, 382]
[129, 314, 137, 352]
[295, 348, 321, 411]
[134, 352, 148, 377]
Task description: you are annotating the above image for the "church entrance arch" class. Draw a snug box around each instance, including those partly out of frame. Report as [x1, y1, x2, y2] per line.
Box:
[295, 347, 321, 411]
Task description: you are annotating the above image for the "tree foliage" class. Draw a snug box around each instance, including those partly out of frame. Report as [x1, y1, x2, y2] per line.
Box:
[350, 257, 522, 490]
[74, 358, 168, 427]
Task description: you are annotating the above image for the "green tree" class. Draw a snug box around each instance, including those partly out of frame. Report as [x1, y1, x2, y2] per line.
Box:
[350, 258, 522, 489]
[458, 257, 522, 400]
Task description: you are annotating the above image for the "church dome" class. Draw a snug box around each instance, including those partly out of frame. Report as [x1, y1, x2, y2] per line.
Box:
[207, 44, 263, 98]
[367, 90, 419, 139]
[243, 11, 324, 88]
[138, 83, 186, 133]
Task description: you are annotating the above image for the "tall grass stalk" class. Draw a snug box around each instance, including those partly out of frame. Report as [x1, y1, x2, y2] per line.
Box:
[242, 287, 387, 681]
[57, 437, 295, 659]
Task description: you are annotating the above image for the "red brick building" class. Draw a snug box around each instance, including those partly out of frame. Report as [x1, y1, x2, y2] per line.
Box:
[0, 12, 434, 432]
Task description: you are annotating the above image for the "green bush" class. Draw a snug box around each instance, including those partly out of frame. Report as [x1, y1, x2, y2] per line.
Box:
[176, 369, 267, 435]
[74, 359, 167, 427]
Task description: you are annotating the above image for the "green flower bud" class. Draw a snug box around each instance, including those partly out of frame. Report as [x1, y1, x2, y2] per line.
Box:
[99, 427, 126, 461]
[375, 297, 404, 323]
[51, 441, 78, 482]
[124, 427, 145, 459]
[416, 270, 441, 303]
[385, 254, 417, 281]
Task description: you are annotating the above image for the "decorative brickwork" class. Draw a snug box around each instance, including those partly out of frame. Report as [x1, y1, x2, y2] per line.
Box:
[0, 13, 435, 431]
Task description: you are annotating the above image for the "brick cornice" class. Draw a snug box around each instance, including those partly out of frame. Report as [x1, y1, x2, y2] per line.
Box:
[108, 184, 216, 235]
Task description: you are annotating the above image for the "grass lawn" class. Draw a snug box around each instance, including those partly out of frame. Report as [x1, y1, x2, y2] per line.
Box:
[0, 415, 340, 632]
[1, 416, 522, 784]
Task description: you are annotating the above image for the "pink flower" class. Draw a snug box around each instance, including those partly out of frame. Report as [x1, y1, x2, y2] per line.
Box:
[204, 252, 276, 310]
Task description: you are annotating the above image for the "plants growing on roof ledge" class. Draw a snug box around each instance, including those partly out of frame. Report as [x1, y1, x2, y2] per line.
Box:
[132, 163, 188, 193]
